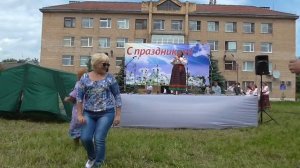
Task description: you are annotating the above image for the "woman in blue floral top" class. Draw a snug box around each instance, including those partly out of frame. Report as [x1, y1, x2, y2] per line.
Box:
[76, 53, 122, 168]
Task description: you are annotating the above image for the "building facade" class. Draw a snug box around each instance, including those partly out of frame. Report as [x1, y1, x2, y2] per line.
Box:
[40, 0, 298, 100]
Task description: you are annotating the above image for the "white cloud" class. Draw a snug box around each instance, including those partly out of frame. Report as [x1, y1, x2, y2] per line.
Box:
[0, 38, 22, 45]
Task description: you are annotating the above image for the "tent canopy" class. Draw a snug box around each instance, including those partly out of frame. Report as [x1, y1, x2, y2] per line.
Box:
[0, 63, 76, 121]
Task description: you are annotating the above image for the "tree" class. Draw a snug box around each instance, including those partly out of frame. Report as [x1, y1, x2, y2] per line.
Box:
[2, 58, 39, 65]
[2, 58, 17, 63]
[115, 63, 125, 93]
[0, 64, 3, 72]
[115, 60, 136, 93]
[209, 54, 226, 93]
[29, 58, 39, 65]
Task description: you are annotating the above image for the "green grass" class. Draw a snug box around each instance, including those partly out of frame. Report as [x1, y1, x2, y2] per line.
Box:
[0, 102, 300, 168]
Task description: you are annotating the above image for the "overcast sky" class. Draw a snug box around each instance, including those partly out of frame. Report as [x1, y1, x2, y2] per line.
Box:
[0, 0, 299, 61]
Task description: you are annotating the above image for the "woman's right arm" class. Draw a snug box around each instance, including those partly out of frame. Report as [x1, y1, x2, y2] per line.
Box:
[76, 102, 85, 124]
[76, 74, 86, 124]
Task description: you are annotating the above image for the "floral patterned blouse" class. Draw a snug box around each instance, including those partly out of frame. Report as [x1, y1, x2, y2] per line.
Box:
[76, 73, 122, 112]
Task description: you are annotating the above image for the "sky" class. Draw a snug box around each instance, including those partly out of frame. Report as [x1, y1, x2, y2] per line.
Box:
[0, 0, 299, 61]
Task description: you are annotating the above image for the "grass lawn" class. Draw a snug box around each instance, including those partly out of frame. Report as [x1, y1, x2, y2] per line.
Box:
[0, 102, 299, 168]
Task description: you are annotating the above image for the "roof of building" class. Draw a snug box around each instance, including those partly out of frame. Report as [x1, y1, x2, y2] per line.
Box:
[40, 1, 298, 19]
[40, 1, 142, 13]
[194, 5, 298, 19]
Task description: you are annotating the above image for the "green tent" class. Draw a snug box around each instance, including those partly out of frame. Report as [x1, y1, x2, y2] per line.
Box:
[0, 63, 76, 121]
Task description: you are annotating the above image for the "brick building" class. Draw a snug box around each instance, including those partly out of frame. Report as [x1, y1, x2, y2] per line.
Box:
[40, 0, 298, 100]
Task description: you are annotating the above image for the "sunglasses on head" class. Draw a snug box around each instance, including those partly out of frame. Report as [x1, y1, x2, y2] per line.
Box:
[102, 63, 110, 67]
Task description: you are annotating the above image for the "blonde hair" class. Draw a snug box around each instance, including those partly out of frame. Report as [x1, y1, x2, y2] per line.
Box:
[91, 53, 109, 69]
[77, 68, 88, 80]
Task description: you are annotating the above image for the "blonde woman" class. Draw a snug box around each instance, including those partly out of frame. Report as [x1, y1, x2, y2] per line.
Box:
[76, 53, 122, 168]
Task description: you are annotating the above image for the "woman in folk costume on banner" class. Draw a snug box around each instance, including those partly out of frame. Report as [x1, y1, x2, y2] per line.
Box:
[169, 50, 188, 94]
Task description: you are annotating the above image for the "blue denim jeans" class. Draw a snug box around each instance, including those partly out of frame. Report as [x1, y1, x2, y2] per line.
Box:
[80, 108, 115, 167]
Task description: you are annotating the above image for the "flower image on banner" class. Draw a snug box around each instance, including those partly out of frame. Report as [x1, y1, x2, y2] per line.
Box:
[125, 43, 210, 87]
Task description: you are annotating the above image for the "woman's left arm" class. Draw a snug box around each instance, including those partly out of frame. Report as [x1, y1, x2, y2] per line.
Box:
[109, 75, 122, 126]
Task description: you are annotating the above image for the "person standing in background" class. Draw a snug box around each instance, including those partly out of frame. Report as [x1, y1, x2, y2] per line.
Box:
[76, 53, 122, 168]
[64, 68, 88, 145]
[211, 81, 221, 95]
[146, 84, 153, 94]
[279, 81, 287, 100]
[234, 82, 242, 95]
[260, 82, 270, 110]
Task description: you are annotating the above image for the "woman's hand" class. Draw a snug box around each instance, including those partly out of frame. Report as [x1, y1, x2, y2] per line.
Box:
[113, 114, 121, 126]
[78, 114, 86, 124]
[64, 97, 71, 102]
[113, 107, 121, 126]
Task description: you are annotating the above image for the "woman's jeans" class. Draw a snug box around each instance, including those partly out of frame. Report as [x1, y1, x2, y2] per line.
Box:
[81, 108, 115, 166]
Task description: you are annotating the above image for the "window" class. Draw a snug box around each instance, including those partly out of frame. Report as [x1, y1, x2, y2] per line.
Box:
[62, 55, 74, 66]
[207, 21, 219, 32]
[80, 56, 91, 67]
[63, 36, 75, 47]
[116, 57, 124, 66]
[269, 62, 273, 74]
[243, 22, 255, 33]
[157, 0, 180, 11]
[82, 17, 93, 28]
[171, 20, 183, 31]
[134, 38, 146, 43]
[116, 38, 128, 48]
[225, 41, 237, 52]
[64, 17, 75, 28]
[224, 61, 237, 70]
[243, 61, 254, 71]
[100, 18, 111, 28]
[135, 19, 147, 29]
[189, 20, 201, 31]
[261, 23, 272, 33]
[261, 42, 272, 53]
[243, 42, 254, 52]
[99, 37, 110, 48]
[117, 19, 129, 29]
[207, 40, 219, 51]
[189, 40, 201, 45]
[81, 37, 93, 47]
[225, 22, 237, 32]
[151, 35, 184, 44]
[153, 20, 165, 30]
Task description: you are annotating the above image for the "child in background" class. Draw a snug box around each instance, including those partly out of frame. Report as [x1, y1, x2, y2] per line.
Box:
[64, 68, 87, 145]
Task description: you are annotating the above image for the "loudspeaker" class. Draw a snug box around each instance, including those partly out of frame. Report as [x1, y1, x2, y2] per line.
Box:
[255, 55, 269, 75]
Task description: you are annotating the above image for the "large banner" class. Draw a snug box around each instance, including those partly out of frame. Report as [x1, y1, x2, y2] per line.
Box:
[125, 43, 210, 87]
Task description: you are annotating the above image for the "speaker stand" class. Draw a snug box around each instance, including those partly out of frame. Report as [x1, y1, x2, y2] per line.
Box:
[258, 74, 279, 125]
